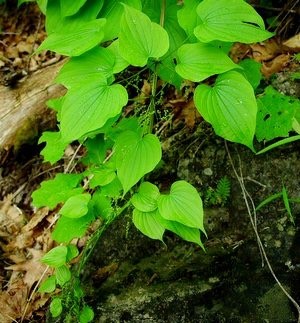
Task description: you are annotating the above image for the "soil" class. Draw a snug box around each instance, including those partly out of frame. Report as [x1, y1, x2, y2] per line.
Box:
[0, 2, 300, 323]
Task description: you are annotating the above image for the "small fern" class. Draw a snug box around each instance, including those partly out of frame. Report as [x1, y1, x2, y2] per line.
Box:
[204, 177, 231, 206]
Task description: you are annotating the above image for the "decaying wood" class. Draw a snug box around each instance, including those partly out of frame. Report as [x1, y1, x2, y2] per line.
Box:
[0, 60, 66, 154]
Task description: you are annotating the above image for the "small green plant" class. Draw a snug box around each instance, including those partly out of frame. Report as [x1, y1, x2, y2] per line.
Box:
[204, 177, 231, 207]
[27, 0, 297, 320]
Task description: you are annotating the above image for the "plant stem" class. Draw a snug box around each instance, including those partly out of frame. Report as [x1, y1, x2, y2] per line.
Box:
[75, 200, 131, 276]
[147, 0, 166, 134]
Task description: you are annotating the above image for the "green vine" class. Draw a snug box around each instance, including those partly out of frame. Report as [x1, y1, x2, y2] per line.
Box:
[24, 0, 299, 321]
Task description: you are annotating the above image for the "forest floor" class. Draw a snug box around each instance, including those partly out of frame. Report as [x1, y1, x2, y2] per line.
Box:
[0, 1, 300, 322]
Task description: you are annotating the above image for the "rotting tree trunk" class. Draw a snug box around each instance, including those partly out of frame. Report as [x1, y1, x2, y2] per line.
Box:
[0, 60, 66, 162]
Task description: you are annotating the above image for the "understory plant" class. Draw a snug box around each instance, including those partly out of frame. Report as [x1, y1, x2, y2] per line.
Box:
[25, 0, 300, 320]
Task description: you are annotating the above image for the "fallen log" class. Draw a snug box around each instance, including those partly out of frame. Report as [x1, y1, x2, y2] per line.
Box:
[0, 60, 66, 162]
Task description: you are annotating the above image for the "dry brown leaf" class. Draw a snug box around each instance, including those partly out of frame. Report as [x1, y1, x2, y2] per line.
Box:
[5, 248, 49, 289]
[283, 33, 300, 51]
[261, 54, 291, 78]
[0, 281, 28, 322]
[0, 194, 25, 236]
[250, 39, 282, 62]
[170, 99, 201, 128]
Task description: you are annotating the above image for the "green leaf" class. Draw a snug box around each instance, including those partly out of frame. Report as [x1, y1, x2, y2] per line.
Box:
[158, 180, 204, 231]
[55, 47, 115, 89]
[131, 182, 160, 212]
[38, 19, 106, 56]
[107, 40, 130, 74]
[52, 212, 95, 243]
[255, 86, 300, 142]
[175, 43, 238, 82]
[177, 0, 202, 41]
[66, 244, 79, 262]
[38, 131, 68, 164]
[133, 209, 165, 241]
[32, 174, 83, 209]
[143, 0, 186, 87]
[194, 0, 273, 43]
[115, 131, 162, 193]
[50, 298, 63, 318]
[88, 166, 116, 188]
[81, 134, 106, 166]
[100, 0, 142, 42]
[194, 71, 257, 149]
[256, 135, 300, 155]
[91, 190, 113, 220]
[282, 186, 294, 224]
[160, 218, 204, 249]
[80, 306, 94, 323]
[119, 5, 169, 66]
[41, 246, 68, 267]
[38, 275, 56, 293]
[60, 82, 128, 142]
[101, 177, 123, 198]
[55, 265, 71, 286]
[60, 194, 91, 218]
[60, 0, 87, 17]
[239, 59, 262, 90]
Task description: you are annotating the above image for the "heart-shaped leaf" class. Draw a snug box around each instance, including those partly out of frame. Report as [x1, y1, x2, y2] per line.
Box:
[131, 182, 160, 212]
[38, 19, 106, 56]
[60, 194, 91, 219]
[133, 209, 165, 241]
[158, 180, 204, 230]
[60, 0, 87, 17]
[119, 5, 169, 66]
[115, 131, 162, 193]
[60, 81, 128, 142]
[194, 0, 273, 43]
[55, 47, 115, 89]
[176, 43, 238, 82]
[41, 246, 68, 268]
[159, 217, 204, 249]
[194, 71, 257, 149]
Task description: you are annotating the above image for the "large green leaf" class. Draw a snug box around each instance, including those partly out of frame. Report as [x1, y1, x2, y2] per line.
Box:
[60, 0, 87, 17]
[256, 86, 300, 141]
[100, 0, 141, 42]
[59, 193, 91, 218]
[194, 71, 257, 149]
[115, 131, 162, 193]
[132, 209, 165, 241]
[55, 47, 115, 89]
[158, 180, 204, 230]
[107, 40, 130, 74]
[194, 0, 273, 43]
[143, 0, 186, 87]
[52, 212, 95, 243]
[159, 217, 204, 249]
[119, 5, 169, 66]
[175, 43, 238, 82]
[32, 174, 83, 209]
[60, 81, 128, 142]
[131, 182, 160, 212]
[38, 131, 68, 164]
[41, 246, 68, 267]
[177, 0, 202, 41]
[38, 19, 106, 56]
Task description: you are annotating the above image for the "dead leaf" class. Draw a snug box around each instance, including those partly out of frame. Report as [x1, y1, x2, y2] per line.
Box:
[261, 54, 291, 78]
[250, 39, 282, 62]
[283, 33, 300, 51]
[5, 248, 49, 290]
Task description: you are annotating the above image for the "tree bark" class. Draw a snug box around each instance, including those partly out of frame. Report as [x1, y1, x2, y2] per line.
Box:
[0, 60, 66, 160]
